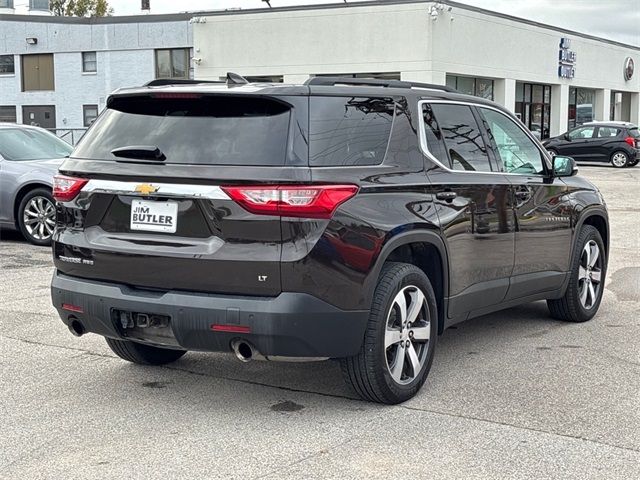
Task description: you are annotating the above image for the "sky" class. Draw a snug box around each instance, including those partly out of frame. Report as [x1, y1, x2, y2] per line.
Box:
[101, 0, 639, 46]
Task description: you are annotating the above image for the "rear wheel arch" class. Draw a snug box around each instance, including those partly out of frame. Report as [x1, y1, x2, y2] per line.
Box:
[367, 231, 449, 334]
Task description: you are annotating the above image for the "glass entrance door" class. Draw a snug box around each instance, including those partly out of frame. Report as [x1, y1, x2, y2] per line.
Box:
[515, 82, 551, 139]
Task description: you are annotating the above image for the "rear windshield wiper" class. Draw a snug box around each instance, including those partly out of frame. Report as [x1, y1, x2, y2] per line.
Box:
[111, 145, 166, 162]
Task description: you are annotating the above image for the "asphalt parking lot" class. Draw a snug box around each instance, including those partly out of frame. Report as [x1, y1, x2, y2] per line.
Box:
[1, 165, 639, 479]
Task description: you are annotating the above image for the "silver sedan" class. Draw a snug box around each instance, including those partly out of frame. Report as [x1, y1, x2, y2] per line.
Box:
[0, 124, 73, 245]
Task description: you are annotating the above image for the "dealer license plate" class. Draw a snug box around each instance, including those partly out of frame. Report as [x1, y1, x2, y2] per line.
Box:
[130, 199, 178, 233]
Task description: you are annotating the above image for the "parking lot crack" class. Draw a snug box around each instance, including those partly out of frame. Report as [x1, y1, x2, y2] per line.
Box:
[398, 404, 640, 454]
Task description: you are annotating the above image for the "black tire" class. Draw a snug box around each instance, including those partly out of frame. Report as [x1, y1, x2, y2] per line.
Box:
[547, 225, 606, 322]
[610, 150, 629, 168]
[628, 159, 638, 167]
[340, 262, 438, 404]
[105, 337, 186, 365]
[17, 188, 55, 246]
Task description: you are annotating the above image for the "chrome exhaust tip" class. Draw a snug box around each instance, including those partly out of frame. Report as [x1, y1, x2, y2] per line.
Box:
[231, 340, 254, 362]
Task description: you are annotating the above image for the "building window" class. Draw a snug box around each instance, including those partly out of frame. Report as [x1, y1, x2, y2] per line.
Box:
[515, 82, 551, 139]
[82, 52, 97, 73]
[0, 1, 15, 8]
[29, 0, 49, 10]
[0, 106, 17, 122]
[155, 48, 189, 79]
[314, 72, 401, 81]
[245, 75, 284, 83]
[21, 54, 54, 91]
[568, 87, 595, 128]
[446, 75, 494, 100]
[83, 105, 99, 127]
[0, 55, 14, 74]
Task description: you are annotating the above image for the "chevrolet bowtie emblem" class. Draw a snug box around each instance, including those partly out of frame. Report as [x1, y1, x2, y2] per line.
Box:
[135, 184, 159, 195]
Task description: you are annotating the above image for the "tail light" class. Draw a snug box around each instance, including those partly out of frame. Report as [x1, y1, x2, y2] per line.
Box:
[222, 184, 358, 219]
[624, 137, 639, 148]
[53, 175, 88, 202]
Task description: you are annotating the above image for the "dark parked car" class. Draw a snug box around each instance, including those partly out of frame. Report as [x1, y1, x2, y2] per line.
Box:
[51, 76, 609, 404]
[542, 121, 640, 168]
[0, 124, 73, 245]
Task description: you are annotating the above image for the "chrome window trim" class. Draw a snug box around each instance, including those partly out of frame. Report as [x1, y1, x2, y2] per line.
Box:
[417, 99, 553, 177]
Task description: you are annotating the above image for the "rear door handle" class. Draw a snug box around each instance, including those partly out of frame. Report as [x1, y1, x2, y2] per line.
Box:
[436, 191, 457, 201]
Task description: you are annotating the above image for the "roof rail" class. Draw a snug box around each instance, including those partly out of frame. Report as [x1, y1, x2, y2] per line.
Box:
[144, 78, 224, 87]
[304, 76, 457, 93]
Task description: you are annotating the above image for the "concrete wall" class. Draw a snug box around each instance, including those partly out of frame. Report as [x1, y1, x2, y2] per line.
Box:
[0, 17, 192, 129]
[193, 3, 432, 82]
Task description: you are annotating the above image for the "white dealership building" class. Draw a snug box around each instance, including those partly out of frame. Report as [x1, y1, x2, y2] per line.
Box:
[192, 0, 640, 139]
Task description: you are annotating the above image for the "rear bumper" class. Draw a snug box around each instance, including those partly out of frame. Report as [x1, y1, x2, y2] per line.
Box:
[51, 271, 368, 358]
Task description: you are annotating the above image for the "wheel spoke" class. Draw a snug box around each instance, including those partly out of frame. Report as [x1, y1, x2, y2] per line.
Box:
[590, 270, 602, 283]
[38, 222, 45, 239]
[579, 283, 589, 306]
[24, 217, 39, 225]
[406, 343, 421, 377]
[385, 329, 403, 349]
[587, 282, 596, 308]
[583, 245, 591, 269]
[406, 289, 425, 325]
[588, 243, 599, 268]
[393, 290, 407, 325]
[390, 346, 405, 382]
[24, 209, 38, 218]
[578, 266, 588, 280]
[411, 324, 430, 342]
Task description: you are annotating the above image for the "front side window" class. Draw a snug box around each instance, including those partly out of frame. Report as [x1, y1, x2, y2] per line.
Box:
[155, 48, 189, 79]
[568, 126, 595, 140]
[82, 52, 97, 73]
[479, 107, 545, 175]
[0, 128, 72, 161]
[596, 127, 620, 138]
[309, 96, 395, 166]
[83, 104, 99, 127]
[428, 104, 492, 172]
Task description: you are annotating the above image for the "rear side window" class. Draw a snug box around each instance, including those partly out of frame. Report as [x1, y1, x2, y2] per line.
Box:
[628, 128, 640, 138]
[596, 127, 620, 138]
[309, 96, 395, 166]
[72, 95, 291, 166]
[428, 104, 491, 172]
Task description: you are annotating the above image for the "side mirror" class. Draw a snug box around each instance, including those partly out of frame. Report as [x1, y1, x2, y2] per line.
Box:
[553, 155, 578, 177]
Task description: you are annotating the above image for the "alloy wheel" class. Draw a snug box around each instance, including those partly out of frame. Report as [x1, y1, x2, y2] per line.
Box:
[611, 152, 628, 168]
[384, 285, 431, 385]
[578, 240, 602, 310]
[22, 196, 55, 241]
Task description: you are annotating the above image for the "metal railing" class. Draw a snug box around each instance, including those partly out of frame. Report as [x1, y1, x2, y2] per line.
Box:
[47, 128, 87, 146]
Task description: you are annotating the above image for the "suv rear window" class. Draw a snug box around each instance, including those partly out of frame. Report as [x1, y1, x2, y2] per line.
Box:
[309, 96, 395, 166]
[629, 128, 640, 138]
[72, 95, 291, 166]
